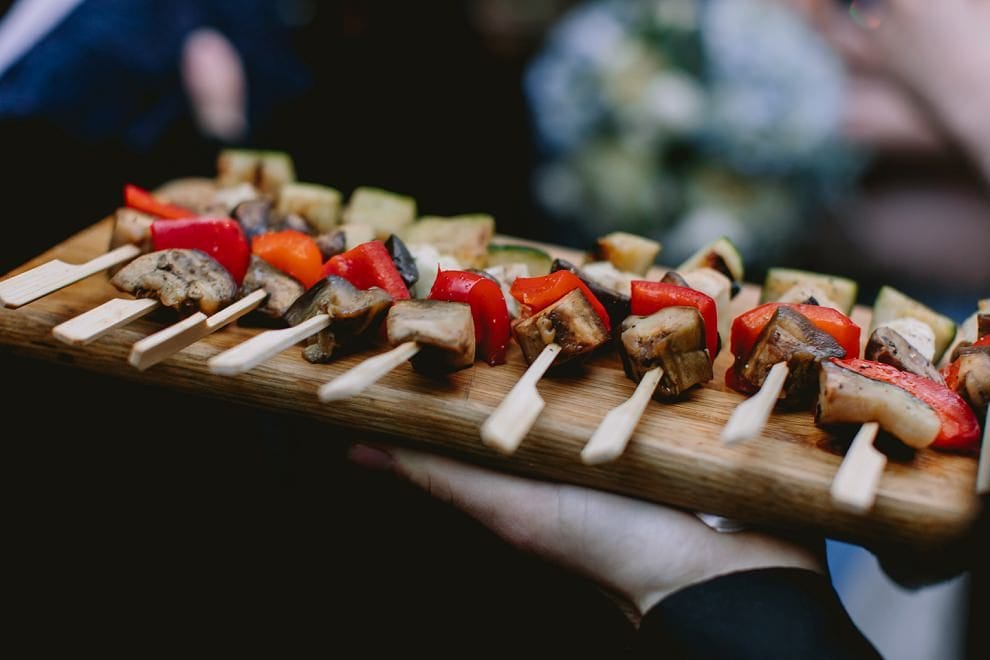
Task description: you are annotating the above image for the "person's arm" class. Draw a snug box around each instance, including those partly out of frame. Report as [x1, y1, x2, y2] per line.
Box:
[807, 0, 990, 180]
[348, 444, 879, 658]
[867, 1, 990, 179]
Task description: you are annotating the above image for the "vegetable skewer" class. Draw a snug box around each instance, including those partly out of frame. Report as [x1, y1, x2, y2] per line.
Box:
[52, 215, 251, 345]
[209, 239, 408, 375]
[319, 268, 510, 401]
[209, 273, 393, 375]
[582, 279, 717, 464]
[481, 272, 611, 454]
[721, 303, 856, 444]
[0, 183, 194, 309]
[0, 181, 209, 309]
[126, 254, 308, 370]
[0, 244, 142, 309]
[319, 299, 474, 400]
[128, 289, 267, 370]
[828, 291, 974, 510]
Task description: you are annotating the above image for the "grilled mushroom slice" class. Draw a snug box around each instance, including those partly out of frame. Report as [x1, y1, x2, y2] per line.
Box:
[619, 306, 713, 399]
[110, 249, 236, 316]
[386, 300, 475, 374]
[816, 360, 941, 448]
[284, 276, 392, 363]
[865, 326, 945, 385]
[949, 345, 990, 415]
[735, 306, 846, 408]
[512, 288, 609, 366]
[239, 255, 305, 319]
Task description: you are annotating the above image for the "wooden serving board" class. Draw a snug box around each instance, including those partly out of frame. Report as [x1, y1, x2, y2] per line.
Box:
[0, 218, 981, 550]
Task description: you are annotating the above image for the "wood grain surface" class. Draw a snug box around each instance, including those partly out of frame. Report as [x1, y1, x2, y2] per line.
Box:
[0, 218, 981, 550]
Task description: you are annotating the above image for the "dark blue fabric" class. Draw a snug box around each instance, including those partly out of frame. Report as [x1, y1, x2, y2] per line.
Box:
[0, 0, 309, 149]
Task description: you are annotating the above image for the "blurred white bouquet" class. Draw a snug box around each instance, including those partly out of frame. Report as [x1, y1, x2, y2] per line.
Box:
[526, 0, 862, 266]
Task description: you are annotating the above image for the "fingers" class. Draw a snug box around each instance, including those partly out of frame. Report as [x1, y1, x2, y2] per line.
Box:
[348, 444, 825, 616]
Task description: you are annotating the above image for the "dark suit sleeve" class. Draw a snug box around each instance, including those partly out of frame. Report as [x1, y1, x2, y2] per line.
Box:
[637, 568, 880, 659]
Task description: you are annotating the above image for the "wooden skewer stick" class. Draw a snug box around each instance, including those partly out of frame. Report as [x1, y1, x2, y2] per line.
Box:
[52, 297, 160, 346]
[480, 342, 561, 455]
[128, 289, 267, 371]
[978, 406, 989, 495]
[317, 341, 421, 402]
[0, 244, 141, 308]
[581, 367, 664, 465]
[208, 313, 331, 376]
[830, 422, 884, 513]
[721, 361, 790, 445]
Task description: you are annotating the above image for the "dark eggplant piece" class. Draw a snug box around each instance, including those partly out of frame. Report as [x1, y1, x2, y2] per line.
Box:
[239, 255, 305, 319]
[512, 288, 609, 366]
[619, 306, 712, 399]
[234, 199, 313, 239]
[735, 306, 845, 408]
[284, 275, 392, 363]
[865, 326, 944, 385]
[386, 300, 474, 374]
[233, 199, 275, 239]
[385, 234, 419, 291]
[551, 258, 630, 331]
[816, 360, 941, 448]
[315, 230, 347, 261]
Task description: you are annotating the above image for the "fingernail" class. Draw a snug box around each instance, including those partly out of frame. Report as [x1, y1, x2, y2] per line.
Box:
[347, 444, 393, 471]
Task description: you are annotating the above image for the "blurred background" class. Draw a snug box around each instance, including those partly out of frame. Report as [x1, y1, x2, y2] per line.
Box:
[1, 1, 986, 657]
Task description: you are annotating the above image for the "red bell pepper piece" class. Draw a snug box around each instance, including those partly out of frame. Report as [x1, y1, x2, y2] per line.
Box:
[630, 281, 719, 360]
[429, 270, 511, 365]
[125, 184, 194, 220]
[151, 217, 250, 284]
[321, 241, 410, 301]
[251, 230, 324, 289]
[730, 303, 861, 360]
[509, 271, 611, 332]
[835, 358, 981, 453]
